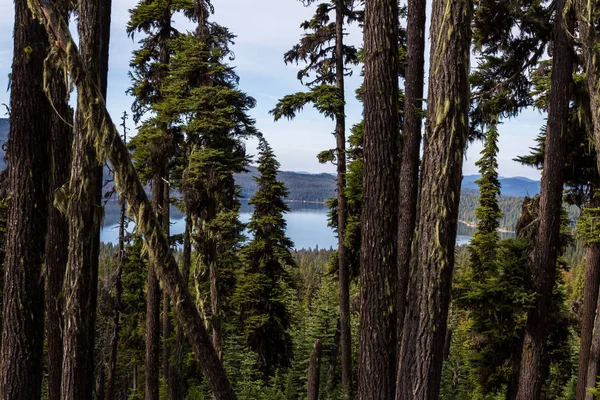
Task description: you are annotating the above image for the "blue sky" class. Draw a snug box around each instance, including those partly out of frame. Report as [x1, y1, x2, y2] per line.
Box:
[0, 0, 543, 180]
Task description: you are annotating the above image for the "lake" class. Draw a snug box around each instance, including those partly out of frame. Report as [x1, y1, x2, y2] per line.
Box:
[100, 201, 512, 249]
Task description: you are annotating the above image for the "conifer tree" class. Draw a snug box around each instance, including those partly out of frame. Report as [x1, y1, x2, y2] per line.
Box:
[156, 0, 258, 363]
[469, 123, 502, 273]
[45, 1, 73, 398]
[516, 1, 574, 396]
[396, 0, 427, 355]
[358, 0, 399, 398]
[231, 138, 297, 380]
[0, 1, 51, 398]
[127, 1, 191, 395]
[397, 0, 472, 398]
[270, 3, 359, 395]
[61, 0, 112, 397]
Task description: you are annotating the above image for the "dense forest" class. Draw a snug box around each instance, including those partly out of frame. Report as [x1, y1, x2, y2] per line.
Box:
[3, 0, 600, 400]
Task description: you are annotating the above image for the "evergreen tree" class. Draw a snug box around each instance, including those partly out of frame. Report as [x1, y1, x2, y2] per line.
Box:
[396, 0, 427, 359]
[516, 1, 574, 396]
[127, 1, 191, 395]
[270, 4, 360, 394]
[44, 1, 73, 398]
[358, 0, 400, 398]
[156, 0, 258, 362]
[397, 0, 472, 398]
[231, 138, 297, 380]
[468, 123, 502, 275]
[61, 0, 112, 397]
[0, 1, 51, 398]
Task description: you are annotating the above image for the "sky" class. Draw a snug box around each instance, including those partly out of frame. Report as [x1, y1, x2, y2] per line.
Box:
[0, 0, 544, 180]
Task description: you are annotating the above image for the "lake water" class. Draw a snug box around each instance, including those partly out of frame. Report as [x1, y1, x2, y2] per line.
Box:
[100, 201, 510, 249]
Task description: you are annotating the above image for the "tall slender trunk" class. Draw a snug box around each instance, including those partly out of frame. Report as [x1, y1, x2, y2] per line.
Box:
[397, 0, 472, 398]
[174, 211, 192, 400]
[146, 174, 164, 400]
[209, 239, 222, 359]
[307, 340, 323, 400]
[577, 191, 600, 400]
[358, 0, 400, 398]
[106, 118, 128, 400]
[61, 0, 111, 397]
[45, 2, 72, 400]
[586, 290, 600, 400]
[334, 1, 351, 398]
[30, 2, 239, 397]
[395, 0, 426, 352]
[162, 178, 177, 398]
[516, 3, 574, 398]
[0, 1, 50, 399]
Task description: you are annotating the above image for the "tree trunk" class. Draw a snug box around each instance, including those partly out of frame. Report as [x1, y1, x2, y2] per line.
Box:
[577, 193, 600, 400]
[515, 3, 574, 399]
[576, 0, 600, 182]
[146, 175, 164, 400]
[106, 120, 128, 400]
[396, 0, 472, 398]
[307, 339, 323, 400]
[28, 2, 239, 398]
[174, 211, 192, 400]
[396, 0, 426, 352]
[45, 2, 72, 400]
[0, 1, 51, 399]
[358, 0, 400, 398]
[586, 290, 600, 400]
[162, 178, 177, 399]
[334, 1, 351, 398]
[61, 0, 111, 397]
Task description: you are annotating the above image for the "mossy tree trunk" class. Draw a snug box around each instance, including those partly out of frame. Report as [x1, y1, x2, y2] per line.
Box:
[60, 0, 112, 397]
[515, 2, 574, 398]
[395, 0, 426, 356]
[45, 1, 73, 400]
[106, 116, 128, 400]
[577, 190, 600, 400]
[0, 1, 51, 399]
[147, 173, 164, 400]
[358, 0, 400, 398]
[396, 0, 472, 398]
[27, 2, 238, 398]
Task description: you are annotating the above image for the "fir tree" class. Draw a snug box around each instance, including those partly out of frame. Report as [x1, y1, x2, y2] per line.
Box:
[231, 138, 297, 380]
[270, 4, 360, 394]
[157, 0, 258, 360]
[468, 123, 502, 277]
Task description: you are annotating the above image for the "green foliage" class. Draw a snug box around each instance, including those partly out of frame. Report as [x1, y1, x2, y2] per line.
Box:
[231, 139, 297, 378]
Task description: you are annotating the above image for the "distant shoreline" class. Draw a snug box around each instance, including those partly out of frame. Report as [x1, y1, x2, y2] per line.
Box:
[458, 219, 515, 234]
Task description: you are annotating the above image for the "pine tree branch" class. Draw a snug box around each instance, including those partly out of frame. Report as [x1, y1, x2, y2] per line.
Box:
[26, 1, 237, 398]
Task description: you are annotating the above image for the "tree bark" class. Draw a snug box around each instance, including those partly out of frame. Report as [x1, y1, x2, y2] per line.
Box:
[334, 1, 351, 398]
[396, 0, 472, 398]
[0, 1, 51, 399]
[146, 175, 163, 400]
[45, 2, 72, 400]
[27, 2, 238, 398]
[358, 0, 400, 398]
[106, 119, 128, 400]
[515, 2, 574, 399]
[307, 339, 323, 400]
[61, 0, 111, 397]
[174, 211, 192, 400]
[586, 290, 600, 400]
[395, 0, 426, 352]
[577, 192, 600, 400]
